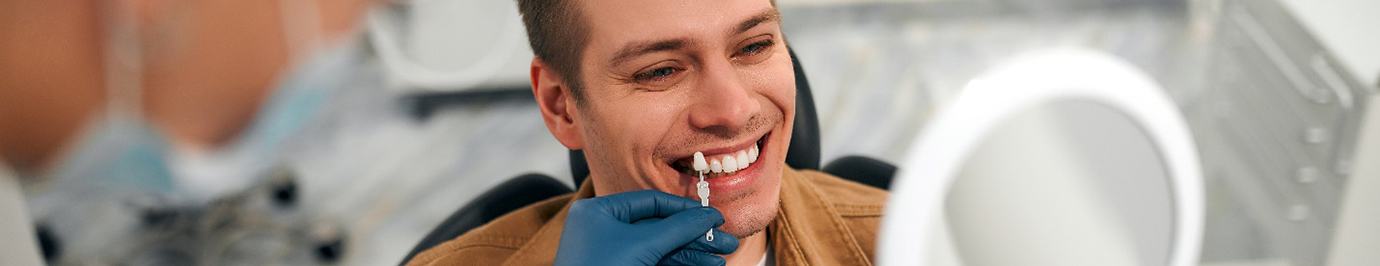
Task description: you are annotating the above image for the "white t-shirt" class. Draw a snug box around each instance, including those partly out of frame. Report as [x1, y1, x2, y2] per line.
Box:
[756, 230, 773, 266]
[756, 245, 773, 266]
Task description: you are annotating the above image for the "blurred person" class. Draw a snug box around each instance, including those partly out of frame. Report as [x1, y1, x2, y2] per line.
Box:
[0, 0, 373, 196]
[0, 0, 372, 263]
[409, 0, 888, 265]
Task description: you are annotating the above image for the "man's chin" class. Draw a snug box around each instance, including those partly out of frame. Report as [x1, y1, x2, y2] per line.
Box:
[727, 219, 771, 239]
[717, 190, 781, 238]
[722, 206, 777, 239]
[710, 164, 783, 239]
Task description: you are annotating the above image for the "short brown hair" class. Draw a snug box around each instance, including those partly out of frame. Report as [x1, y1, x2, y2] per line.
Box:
[516, 0, 590, 102]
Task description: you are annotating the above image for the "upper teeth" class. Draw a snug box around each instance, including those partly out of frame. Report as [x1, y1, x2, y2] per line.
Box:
[692, 144, 760, 174]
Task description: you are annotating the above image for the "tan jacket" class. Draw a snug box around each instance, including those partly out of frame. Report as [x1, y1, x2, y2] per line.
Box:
[409, 167, 888, 265]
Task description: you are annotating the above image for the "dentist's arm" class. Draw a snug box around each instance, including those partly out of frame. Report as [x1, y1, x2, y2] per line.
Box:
[555, 190, 739, 266]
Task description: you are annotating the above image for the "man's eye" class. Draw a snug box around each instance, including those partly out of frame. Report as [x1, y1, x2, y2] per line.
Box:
[634, 67, 678, 82]
[738, 40, 774, 56]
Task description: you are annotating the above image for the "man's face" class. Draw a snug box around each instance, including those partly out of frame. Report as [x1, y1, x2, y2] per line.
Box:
[567, 0, 795, 238]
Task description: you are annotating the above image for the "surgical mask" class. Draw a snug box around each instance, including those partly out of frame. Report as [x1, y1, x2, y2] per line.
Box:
[35, 112, 178, 196]
[166, 41, 358, 199]
[161, 0, 364, 199]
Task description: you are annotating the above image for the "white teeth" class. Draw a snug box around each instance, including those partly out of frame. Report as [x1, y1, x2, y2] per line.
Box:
[694, 143, 760, 176]
[735, 151, 749, 171]
[722, 156, 739, 173]
[693, 152, 708, 172]
[748, 144, 758, 164]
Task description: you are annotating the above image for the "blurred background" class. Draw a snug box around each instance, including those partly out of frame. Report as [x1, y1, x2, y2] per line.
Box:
[0, 0, 1376, 265]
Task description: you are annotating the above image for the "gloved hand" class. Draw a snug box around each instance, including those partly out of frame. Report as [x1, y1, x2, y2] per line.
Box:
[554, 190, 739, 266]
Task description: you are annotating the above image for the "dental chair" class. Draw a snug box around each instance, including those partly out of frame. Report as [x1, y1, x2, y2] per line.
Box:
[400, 48, 896, 264]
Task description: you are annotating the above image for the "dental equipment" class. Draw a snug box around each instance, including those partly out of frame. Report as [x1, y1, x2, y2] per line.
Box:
[693, 152, 712, 241]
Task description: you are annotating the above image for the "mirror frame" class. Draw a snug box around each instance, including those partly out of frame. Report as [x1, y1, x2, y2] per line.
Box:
[877, 50, 1204, 266]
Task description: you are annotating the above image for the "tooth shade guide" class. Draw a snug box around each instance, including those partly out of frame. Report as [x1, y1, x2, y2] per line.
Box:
[695, 155, 713, 242]
[693, 152, 709, 172]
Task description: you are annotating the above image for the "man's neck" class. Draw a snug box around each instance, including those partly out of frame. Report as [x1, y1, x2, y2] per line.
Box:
[723, 230, 768, 266]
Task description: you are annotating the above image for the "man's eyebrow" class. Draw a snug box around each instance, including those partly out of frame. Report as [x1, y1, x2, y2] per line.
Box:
[607, 9, 780, 66]
[609, 38, 691, 66]
[731, 9, 781, 37]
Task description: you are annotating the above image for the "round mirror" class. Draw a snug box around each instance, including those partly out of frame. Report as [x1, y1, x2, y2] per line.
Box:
[943, 101, 1173, 265]
[877, 50, 1203, 266]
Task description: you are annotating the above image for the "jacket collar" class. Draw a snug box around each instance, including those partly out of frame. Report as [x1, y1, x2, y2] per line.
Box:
[499, 177, 590, 266]
[769, 167, 874, 265]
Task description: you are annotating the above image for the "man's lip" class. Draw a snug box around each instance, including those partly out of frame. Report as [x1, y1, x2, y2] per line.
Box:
[675, 136, 766, 194]
[668, 131, 769, 168]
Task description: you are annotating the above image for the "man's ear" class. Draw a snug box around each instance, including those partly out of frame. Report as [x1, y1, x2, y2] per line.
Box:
[530, 58, 585, 150]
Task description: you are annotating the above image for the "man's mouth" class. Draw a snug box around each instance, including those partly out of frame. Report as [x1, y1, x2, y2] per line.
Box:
[670, 132, 769, 178]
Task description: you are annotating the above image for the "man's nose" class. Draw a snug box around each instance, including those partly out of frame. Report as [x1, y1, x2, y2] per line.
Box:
[687, 60, 761, 131]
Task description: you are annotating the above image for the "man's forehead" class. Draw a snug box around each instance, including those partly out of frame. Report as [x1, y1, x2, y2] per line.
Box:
[580, 0, 779, 55]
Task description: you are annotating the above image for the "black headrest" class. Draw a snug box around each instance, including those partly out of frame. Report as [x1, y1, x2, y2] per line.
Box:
[568, 48, 819, 185]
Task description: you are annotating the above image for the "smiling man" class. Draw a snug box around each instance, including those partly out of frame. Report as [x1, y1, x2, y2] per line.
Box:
[409, 0, 886, 265]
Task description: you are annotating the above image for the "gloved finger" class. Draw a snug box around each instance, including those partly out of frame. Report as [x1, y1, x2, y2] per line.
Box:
[657, 248, 726, 266]
[639, 207, 725, 254]
[678, 229, 739, 255]
[592, 190, 704, 223]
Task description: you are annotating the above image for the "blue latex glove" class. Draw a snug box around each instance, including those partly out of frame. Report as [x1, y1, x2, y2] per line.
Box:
[555, 190, 740, 266]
